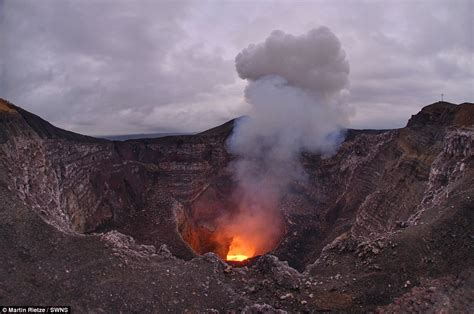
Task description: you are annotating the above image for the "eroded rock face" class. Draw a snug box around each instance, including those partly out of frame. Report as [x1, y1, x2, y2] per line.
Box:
[0, 98, 472, 312]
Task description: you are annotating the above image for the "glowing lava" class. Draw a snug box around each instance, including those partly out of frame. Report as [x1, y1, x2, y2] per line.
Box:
[226, 236, 254, 262]
[226, 254, 249, 262]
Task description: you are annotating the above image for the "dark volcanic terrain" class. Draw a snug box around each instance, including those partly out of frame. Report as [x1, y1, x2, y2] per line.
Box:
[0, 98, 473, 312]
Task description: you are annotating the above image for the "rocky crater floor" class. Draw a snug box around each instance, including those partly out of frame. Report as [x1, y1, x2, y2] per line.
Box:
[0, 98, 473, 312]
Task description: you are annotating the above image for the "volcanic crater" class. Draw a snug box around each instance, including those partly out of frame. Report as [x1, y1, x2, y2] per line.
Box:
[0, 98, 473, 312]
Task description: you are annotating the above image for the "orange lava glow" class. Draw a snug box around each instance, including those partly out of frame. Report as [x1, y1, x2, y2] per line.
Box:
[226, 236, 255, 262]
[226, 254, 249, 262]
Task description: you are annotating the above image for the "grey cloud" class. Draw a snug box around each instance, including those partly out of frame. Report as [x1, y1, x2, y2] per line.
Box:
[0, 0, 237, 135]
[0, 0, 472, 134]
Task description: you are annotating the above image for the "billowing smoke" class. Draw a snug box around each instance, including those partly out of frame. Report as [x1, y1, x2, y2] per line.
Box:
[236, 27, 349, 100]
[220, 27, 350, 260]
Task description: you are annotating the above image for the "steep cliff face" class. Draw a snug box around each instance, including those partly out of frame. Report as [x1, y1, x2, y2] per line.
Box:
[0, 98, 472, 312]
[0, 98, 234, 260]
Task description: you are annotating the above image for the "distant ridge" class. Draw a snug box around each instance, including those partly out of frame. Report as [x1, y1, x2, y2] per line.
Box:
[99, 132, 193, 141]
[1, 98, 472, 144]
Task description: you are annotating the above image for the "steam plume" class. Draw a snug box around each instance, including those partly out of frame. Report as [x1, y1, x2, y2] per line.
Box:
[222, 27, 350, 258]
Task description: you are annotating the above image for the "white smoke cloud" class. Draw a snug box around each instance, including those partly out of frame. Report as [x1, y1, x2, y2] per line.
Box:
[236, 27, 350, 99]
[220, 27, 351, 258]
[231, 26, 350, 178]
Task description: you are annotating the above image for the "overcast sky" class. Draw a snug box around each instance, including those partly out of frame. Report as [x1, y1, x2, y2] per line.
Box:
[1, 0, 472, 135]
